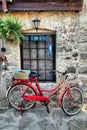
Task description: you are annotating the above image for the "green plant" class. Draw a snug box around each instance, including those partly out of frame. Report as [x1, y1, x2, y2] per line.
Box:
[0, 17, 25, 44]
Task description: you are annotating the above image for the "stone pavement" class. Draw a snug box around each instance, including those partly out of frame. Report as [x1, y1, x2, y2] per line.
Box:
[0, 82, 87, 130]
[0, 98, 87, 130]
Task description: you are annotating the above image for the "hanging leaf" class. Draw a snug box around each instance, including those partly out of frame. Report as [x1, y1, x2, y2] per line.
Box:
[0, 17, 25, 44]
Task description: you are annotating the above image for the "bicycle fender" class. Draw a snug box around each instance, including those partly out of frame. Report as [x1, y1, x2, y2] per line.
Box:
[6, 82, 22, 98]
[6, 87, 11, 98]
[6, 83, 20, 98]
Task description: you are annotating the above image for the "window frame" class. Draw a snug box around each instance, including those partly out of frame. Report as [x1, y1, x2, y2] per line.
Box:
[20, 34, 56, 82]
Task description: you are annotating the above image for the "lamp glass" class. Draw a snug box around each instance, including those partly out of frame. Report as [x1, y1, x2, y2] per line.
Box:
[32, 17, 41, 31]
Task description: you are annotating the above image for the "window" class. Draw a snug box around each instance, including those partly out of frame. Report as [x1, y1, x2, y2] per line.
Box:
[20, 34, 56, 82]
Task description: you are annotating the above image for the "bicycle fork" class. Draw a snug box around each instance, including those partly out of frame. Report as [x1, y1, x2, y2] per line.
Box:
[59, 86, 75, 107]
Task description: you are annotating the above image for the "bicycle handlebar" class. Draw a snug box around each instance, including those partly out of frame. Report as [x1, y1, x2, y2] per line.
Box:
[49, 70, 67, 75]
[49, 70, 68, 80]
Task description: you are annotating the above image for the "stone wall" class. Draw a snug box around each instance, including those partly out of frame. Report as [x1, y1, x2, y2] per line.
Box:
[0, 0, 87, 93]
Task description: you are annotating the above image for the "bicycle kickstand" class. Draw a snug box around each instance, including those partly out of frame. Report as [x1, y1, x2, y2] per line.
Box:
[44, 102, 50, 113]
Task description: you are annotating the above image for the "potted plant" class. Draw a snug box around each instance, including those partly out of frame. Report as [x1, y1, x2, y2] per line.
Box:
[0, 17, 25, 44]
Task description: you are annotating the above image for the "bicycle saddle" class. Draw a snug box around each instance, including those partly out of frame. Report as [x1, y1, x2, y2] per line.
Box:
[29, 72, 41, 78]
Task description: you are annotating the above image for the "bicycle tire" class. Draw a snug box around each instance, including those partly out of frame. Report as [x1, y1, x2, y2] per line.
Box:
[62, 86, 84, 116]
[7, 84, 36, 110]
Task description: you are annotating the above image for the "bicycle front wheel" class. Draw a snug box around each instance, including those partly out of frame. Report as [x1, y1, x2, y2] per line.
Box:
[7, 84, 36, 110]
[62, 86, 84, 116]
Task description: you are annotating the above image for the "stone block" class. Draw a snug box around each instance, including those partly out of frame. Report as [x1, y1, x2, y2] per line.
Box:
[78, 67, 87, 74]
[67, 67, 76, 73]
[69, 119, 87, 130]
[80, 54, 87, 60]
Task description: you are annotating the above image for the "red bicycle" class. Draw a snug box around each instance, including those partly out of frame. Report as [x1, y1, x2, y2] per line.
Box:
[6, 70, 84, 116]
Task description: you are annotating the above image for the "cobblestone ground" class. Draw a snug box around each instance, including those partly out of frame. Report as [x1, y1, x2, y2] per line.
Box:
[0, 96, 87, 130]
[0, 83, 87, 130]
[0, 104, 87, 130]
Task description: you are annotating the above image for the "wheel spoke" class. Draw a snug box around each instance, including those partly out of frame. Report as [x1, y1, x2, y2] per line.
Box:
[7, 84, 36, 110]
[62, 87, 84, 116]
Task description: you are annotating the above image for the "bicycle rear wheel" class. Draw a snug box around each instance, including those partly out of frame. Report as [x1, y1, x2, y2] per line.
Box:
[7, 84, 36, 110]
[62, 86, 84, 116]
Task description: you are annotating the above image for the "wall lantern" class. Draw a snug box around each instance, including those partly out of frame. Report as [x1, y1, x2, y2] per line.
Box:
[32, 17, 41, 31]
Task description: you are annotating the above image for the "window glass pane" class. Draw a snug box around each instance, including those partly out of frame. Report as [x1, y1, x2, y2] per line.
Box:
[39, 73, 45, 80]
[38, 60, 45, 70]
[30, 42, 36, 48]
[23, 42, 29, 48]
[46, 42, 49, 48]
[46, 73, 53, 80]
[38, 49, 45, 59]
[31, 60, 37, 69]
[38, 42, 45, 48]
[46, 60, 53, 69]
[31, 49, 37, 59]
[23, 60, 30, 69]
[23, 49, 30, 59]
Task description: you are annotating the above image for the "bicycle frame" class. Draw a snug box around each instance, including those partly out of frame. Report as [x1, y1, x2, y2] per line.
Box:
[21, 76, 74, 107]
[6, 70, 84, 116]
[6, 73, 75, 107]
